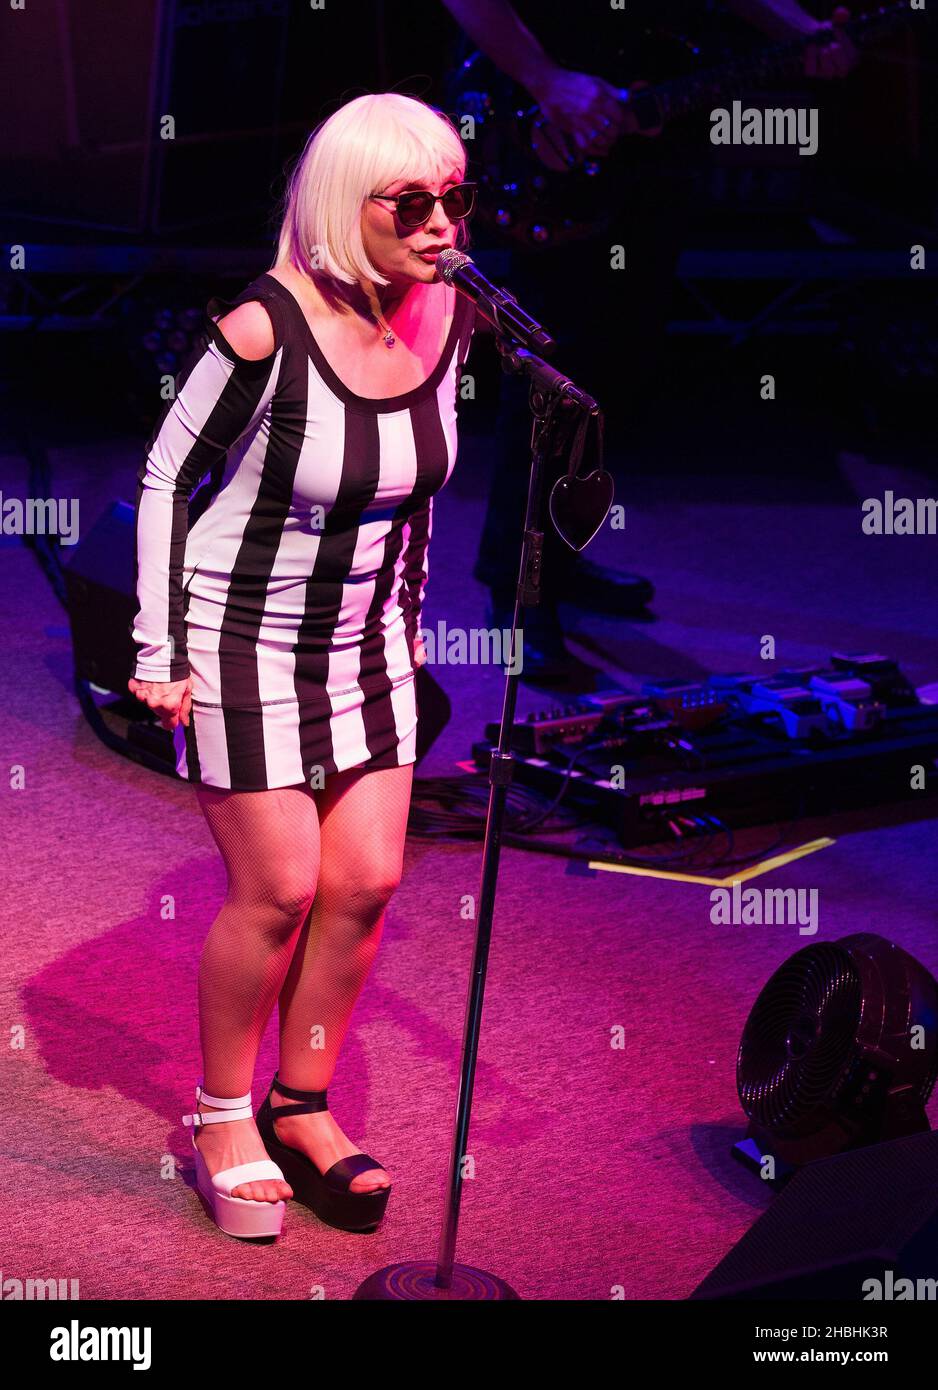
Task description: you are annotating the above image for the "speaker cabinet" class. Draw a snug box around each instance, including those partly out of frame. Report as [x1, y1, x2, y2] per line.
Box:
[692, 1130, 938, 1300]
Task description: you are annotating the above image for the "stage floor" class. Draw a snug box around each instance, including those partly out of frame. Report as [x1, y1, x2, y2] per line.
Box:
[2, 393, 937, 1300]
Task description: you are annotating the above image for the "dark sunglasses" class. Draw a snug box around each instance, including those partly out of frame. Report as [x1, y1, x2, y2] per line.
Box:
[368, 181, 477, 228]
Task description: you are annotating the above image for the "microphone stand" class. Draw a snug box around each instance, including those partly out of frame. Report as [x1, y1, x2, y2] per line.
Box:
[354, 321, 599, 1302]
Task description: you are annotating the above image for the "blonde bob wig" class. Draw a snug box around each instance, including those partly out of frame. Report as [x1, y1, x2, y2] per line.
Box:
[273, 92, 470, 288]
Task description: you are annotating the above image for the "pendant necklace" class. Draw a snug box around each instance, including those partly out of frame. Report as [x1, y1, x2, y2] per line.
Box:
[371, 289, 401, 348]
[373, 307, 396, 349]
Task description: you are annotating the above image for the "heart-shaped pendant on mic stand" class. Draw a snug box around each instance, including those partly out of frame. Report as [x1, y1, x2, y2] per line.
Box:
[548, 467, 615, 551]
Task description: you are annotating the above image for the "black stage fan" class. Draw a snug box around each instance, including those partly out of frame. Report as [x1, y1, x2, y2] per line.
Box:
[733, 934, 938, 1187]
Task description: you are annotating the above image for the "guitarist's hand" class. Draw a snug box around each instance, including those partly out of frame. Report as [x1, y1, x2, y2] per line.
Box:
[528, 70, 632, 157]
[803, 8, 858, 79]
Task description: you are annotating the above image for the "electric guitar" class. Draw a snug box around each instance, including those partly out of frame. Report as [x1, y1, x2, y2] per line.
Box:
[445, 2, 918, 249]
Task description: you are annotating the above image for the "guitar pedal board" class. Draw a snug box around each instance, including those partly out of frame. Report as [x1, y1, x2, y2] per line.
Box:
[472, 655, 938, 846]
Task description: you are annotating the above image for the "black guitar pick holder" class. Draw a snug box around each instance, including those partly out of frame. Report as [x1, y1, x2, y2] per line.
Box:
[354, 314, 614, 1302]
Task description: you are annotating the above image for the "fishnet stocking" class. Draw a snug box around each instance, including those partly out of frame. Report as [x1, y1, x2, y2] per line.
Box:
[193, 782, 321, 1097]
[277, 764, 414, 1090]
[192, 764, 413, 1098]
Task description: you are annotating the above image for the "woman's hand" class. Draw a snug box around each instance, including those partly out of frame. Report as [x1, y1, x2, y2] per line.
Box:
[414, 635, 428, 669]
[127, 676, 193, 730]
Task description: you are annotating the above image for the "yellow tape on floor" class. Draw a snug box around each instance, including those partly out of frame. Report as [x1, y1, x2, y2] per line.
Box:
[588, 837, 835, 886]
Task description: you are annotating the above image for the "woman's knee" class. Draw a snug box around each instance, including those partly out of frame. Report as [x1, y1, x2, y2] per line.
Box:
[230, 865, 318, 931]
[199, 784, 321, 931]
[317, 860, 402, 921]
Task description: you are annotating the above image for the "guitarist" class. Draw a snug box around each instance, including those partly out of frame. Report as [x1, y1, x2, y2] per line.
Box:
[441, 0, 857, 684]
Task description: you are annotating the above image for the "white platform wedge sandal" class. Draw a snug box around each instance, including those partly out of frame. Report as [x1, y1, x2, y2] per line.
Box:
[182, 1083, 287, 1239]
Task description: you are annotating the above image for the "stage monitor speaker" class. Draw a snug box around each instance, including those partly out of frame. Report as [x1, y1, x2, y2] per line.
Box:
[691, 1129, 938, 1300]
[62, 499, 139, 698]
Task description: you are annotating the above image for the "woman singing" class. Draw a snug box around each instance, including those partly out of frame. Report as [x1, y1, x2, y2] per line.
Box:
[128, 93, 477, 1239]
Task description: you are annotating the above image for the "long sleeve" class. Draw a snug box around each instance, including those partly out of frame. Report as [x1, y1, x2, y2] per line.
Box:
[130, 318, 280, 682]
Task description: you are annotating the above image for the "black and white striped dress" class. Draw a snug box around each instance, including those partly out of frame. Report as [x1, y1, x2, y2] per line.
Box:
[131, 271, 476, 790]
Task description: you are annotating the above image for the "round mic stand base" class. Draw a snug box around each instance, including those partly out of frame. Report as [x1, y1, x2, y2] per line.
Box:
[353, 1261, 520, 1301]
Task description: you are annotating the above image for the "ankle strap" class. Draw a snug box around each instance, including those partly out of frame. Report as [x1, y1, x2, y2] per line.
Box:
[270, 1072, 328, 1108]
[182, 1082, 254, 1129]
[195, 1084, 252, 1110]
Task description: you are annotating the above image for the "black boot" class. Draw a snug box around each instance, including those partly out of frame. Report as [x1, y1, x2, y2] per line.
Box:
[563, 557, 654, 614]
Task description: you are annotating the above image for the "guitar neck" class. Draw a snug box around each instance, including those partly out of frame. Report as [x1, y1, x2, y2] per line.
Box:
[647, 2, 910, 124]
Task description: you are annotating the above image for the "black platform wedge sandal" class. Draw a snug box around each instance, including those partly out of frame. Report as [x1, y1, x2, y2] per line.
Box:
[256, 1073, 391, 1233]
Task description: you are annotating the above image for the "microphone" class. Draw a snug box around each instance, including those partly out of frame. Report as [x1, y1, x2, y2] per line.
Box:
[437, 248, 556, 354]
